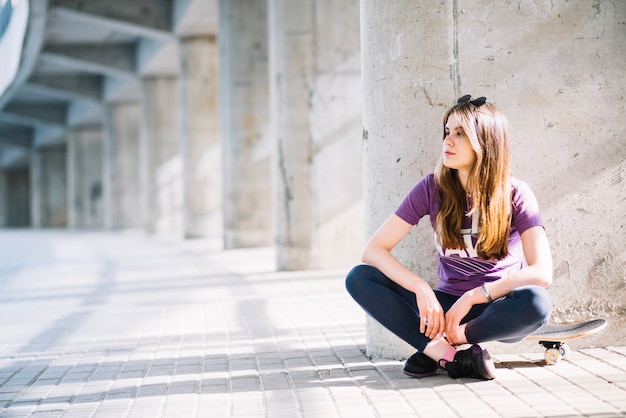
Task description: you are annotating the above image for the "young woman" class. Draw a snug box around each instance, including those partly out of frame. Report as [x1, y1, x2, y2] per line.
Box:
[346, 95, 553, 380]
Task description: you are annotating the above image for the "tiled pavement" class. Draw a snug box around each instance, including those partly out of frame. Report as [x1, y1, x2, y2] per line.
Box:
[0, 230, 624, 418]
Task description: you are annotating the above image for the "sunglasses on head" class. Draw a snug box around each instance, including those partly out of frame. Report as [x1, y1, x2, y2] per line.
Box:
[457, 94, 487, 107]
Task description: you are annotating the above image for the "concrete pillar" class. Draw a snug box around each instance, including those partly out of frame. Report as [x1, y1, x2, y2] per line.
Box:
[140, 76, 183, 238]
[67, 126, 103, 228]
[269, 0, 363, 270]
[178, 36, 222, 239]
[29, 151, 41, 228]
[360, 0, 626, 358]
[103, 102, 141, 230]
[30, 146, 68, 228]
[0, 169, 29, 227]
[360, 1, 453, 359]
[219, 0, 272, 249]
[0, 172, 5, 227]
[461, 0, 626, 354]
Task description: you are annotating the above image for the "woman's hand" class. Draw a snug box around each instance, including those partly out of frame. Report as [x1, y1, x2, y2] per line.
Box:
[414, 283, 446, 339]
[444, 291, 476, 345]
[361, 214, 448, 339]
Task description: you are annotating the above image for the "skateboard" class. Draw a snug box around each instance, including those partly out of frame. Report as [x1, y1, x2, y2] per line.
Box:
[525, 318, 607, 365]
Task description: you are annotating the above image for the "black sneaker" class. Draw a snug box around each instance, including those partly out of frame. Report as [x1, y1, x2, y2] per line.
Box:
[443, 344, 496, 380]
[402, 351, 439, 378]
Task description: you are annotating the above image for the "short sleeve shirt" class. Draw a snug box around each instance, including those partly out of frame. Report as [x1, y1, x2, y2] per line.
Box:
[394, 173, 544, 296]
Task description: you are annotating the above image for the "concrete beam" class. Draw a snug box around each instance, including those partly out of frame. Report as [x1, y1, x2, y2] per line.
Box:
[33, 126, 66, 148]
[24, 74, 103, 101]
[67, 101, 103, 127]
[137, 38, 179, 76]
[103, 77, 140, 102]
[41, 44, 136, 77]
[0, 126, 33, 150]
[173, 0, 217, 37]
[0, 148, 29, 170]
[3, 102, 67, 126]
[52, 0, 173, 41]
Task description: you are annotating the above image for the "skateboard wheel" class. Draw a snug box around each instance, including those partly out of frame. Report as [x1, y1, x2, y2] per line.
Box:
[559, 343, 571, 360]
[545, 348, 560, 365]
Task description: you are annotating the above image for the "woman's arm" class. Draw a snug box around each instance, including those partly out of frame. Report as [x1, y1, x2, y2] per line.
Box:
[362, 214, 423, 291]
[362, 214, 445, 338]
[444, 225, 553, 344]
[480, 225, 553, 302]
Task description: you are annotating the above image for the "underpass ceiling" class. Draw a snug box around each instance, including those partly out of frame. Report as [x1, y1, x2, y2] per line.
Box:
[0, 0, 216, 168]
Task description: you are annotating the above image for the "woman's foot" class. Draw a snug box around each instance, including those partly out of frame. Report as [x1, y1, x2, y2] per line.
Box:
[442, 344, 496, 380]
[402, 351, 439, 378]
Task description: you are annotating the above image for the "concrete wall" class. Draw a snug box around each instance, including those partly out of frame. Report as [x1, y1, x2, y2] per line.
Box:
[361, 0, 625, 358]
[479, 0, 626, 355]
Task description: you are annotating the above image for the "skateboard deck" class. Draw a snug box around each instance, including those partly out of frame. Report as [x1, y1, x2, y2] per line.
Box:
[525, 318, 607, 364]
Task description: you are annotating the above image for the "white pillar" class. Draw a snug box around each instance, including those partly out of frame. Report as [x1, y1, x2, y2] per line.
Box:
[219, 0, 272, 249]
[67, 126, 103, 228]
[0, 172, 6, 228]
[0, 168, 30, 227]
[31, 147, 68, 228]
[179, 36, 222, 239]
[29, 151, 41, 228]
[140, 76, 183, 238]
[103, 102, 142, 230]
[269, 0, 363, 270]
[360, 1, 455, 359]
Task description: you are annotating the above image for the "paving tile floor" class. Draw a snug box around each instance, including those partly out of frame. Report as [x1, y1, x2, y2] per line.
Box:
[0, 230, 624, 418]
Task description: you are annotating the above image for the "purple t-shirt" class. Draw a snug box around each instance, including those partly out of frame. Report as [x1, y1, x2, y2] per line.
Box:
[394, 173, 544, 296]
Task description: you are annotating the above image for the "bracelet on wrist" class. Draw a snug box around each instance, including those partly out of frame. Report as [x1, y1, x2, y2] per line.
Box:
[481, 284, 493, 303]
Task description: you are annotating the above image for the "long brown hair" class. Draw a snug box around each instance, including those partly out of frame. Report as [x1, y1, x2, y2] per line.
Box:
[435, 100, 512, 260]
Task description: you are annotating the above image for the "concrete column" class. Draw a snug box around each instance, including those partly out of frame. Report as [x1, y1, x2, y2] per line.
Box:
[178, 36, 222, 239]
[269, 0, 363, 270]
[219, 0, 272, 249]
[30, 146, 68, 228]
[29, 151, 41, 228]
[67, 126, 103, 228]
[0, 168, 30, 227]
[103, 102, 141, 230]
[0, 172, 7, 227]
[6, 168, 31, 227]
[360, 0, 626, 358]
[360, 1, 454, 359]
[456, 0, 626, 354]
[140, 76, 183, 238]
[0, 172, 5, 227]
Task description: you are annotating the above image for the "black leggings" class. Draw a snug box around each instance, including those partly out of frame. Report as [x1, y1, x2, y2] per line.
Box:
[345, 264, 553, 352]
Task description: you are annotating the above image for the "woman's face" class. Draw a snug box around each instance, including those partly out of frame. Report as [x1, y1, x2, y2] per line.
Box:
[442, 112, 477, 175]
